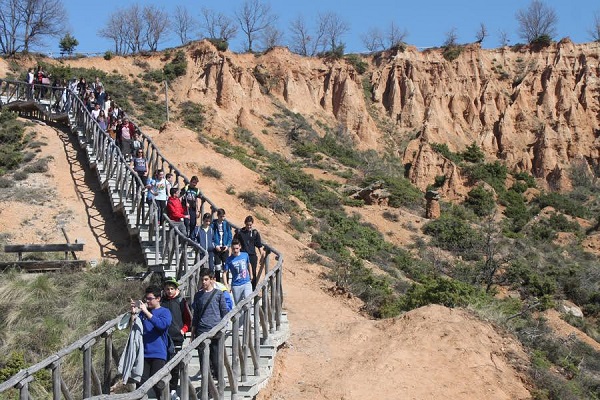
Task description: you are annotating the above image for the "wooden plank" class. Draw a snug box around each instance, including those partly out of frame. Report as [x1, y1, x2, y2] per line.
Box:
[4, 243, 84, 253]
[0, 260, 86, 272]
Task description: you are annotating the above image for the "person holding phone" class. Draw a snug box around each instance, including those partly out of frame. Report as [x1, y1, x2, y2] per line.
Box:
[130, 286, 172, 400]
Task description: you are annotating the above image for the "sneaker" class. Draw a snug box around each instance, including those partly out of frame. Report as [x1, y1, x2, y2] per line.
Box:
[170, 390, 180, 400]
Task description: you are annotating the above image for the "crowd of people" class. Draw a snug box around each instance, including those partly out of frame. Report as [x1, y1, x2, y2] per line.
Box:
[27, 69, 266, 398]
[120, 255, 255, 399]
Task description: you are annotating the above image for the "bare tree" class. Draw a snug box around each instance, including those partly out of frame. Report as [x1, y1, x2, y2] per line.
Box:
[124, 4, 144, 53]
[0, 0, 66, 55]
[386, 22, 408, 48]
[361, 27, 384, 52]
[589, 12, 600, 42]
[200, 7, 237, 42]
[289, 15, 311, 55]
[515, 0, 557, 43]
[498, 29, 510, 47]
[143, 5, 170, 51]
[319, 12, 349, 53]
[235, 0, 277, 52]
[98, 10, 128, 55]
[475, 22, 487, 43]
[288, 14, 325, 56]
[172, 5, 197, 45]
[362, 22, 407, 52]
[443, 27, 458, 47]
[260, 25, 283, 50]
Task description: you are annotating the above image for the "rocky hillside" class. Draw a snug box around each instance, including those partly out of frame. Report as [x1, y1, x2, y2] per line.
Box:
[164, 39, 600, 199]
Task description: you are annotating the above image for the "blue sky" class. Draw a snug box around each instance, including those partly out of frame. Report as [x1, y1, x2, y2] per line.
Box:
[54, 0, 599, 55]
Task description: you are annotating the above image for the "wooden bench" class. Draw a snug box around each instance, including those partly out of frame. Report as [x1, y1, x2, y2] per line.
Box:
[1, 243, 86, 272]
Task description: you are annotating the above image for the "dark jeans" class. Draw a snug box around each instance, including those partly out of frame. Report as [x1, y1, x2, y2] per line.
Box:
[185, 210, 197, 238]
[197, 334, 221, 381]
[155, 199, 166, 225]
[170, 342, 183, 390]
[247, 253, 259, 289]
[214, 249, 228, 282]
[140, 358, 166, 400]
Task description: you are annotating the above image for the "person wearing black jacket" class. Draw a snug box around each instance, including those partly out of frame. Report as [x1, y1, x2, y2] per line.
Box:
[233, 215, 264, 290]
[161, 277, 191, 398]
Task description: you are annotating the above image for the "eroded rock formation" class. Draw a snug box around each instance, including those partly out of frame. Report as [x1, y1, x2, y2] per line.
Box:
[177, 40, 600, 198]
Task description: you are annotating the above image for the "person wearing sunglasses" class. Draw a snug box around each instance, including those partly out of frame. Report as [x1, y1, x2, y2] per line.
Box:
[130, 285, 172, 399]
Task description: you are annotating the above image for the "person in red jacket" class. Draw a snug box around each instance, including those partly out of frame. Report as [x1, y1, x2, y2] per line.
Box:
[166, 188, 188, 235]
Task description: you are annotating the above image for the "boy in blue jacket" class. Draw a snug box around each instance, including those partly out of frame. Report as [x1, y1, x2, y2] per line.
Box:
[131, 285, 172, 400]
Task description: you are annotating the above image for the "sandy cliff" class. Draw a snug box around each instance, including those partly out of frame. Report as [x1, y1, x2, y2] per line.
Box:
[166, 39, 600, 199]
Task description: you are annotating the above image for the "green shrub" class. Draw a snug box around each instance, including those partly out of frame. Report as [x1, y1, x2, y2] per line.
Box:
[464, 186, 495, 216]
[423, 207, 481, 254]
[179, 101, 205, 132]
[200, 166, 222, 179]
[398, 276, 482, 311]
[238, 191, 270, 208]
[344, 54, 368, 74]
[464, 161, 508, 194]
[430, 143, 462, 163]
[534, 192, 588, 218]
[514, 171, 536, 188]
[442, 45, 463, 61]
[530, 34, 552, 49]
[103, 51, 113, 60]
[501, 189, 531, 232]
[207, 38, 228, 51]
[462, 142, 485, 163]
[163, 50, 187, 81]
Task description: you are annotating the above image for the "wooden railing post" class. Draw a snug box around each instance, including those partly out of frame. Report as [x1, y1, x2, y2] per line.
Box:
[102, 329, 114, 394]
[82, 338, 96, 399]
[16, 376, 33, 400]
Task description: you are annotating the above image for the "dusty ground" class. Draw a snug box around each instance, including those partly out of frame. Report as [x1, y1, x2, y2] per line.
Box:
[3, 53, 598, 399]
[0, 119, 143, 264]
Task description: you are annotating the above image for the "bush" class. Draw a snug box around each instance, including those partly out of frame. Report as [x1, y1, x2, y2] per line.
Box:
[163, 50, 187, 81]
[462, 142, 485, 163]
[344, 54, 368, 74]
[464, 161, 508, 194]
[464, 186, 495, 216]
[179, 101, 205, 132]
[530, 34, 552, 49]
[13, 171, 27, 181]
[207, 38, 228, 51]
[430, 143, 462, 163]
[398, 276, 482, 311]
[238, 191, 270, 208]
[442, 45, 463, 61]
[501, 189, 531, 232]
[200, 166, 222, 179]
[534, 192, 588, 218]
[103, 51, 113, 60]
[423, 207, 481, 254]
[23, 158, 50, 174]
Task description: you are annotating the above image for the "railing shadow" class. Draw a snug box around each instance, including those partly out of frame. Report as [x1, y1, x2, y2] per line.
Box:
[0, 79, 286, 400]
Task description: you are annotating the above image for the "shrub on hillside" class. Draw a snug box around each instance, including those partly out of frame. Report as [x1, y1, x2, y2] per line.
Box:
[344, 54, 368, 74]
[462, 142, 485, 163]
[464, 186, 495, 216]
[179, 101, 205, 132]
[423, 207, 481, 255]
